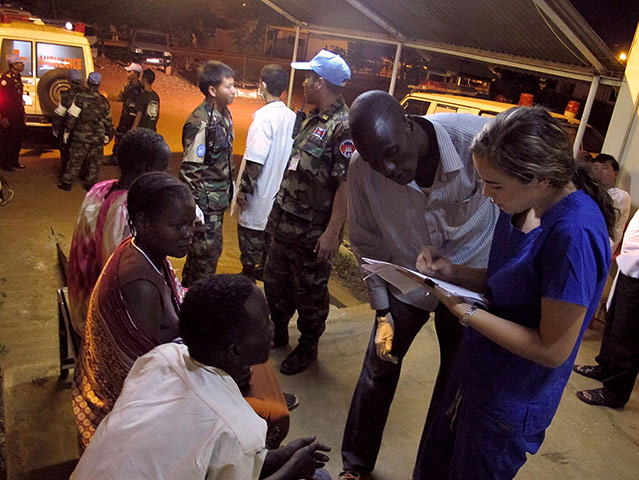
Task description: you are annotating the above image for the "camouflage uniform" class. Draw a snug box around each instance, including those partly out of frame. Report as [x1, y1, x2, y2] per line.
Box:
[61, 88, 113, 188]
[237, 224, 270, 279]
[0, 69, 25, 169]
[264, 97, 352, 343]
[179, 101, 234, 287]
[112, 81, 143, 159]
[52, 83, 84, 175]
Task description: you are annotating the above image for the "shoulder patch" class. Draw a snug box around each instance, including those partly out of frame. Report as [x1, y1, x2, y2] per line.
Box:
[196, 144, 206, 158]
[339, 139, 355, 158]
[312, 126, 326, 140]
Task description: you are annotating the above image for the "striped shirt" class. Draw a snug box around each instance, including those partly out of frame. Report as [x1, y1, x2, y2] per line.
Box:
[348, 113, 499, 311]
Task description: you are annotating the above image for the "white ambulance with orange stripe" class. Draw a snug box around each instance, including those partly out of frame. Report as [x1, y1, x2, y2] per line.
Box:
[0, 9, 94, 128]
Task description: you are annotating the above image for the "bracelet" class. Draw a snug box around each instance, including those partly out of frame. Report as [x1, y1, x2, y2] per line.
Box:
[460, 305, 478, 327]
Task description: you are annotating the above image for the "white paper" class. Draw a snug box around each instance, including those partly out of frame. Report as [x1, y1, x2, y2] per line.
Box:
[361, 257, 488, 307]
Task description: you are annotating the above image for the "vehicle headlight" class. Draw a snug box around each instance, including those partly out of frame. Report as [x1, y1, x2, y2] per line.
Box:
[134, 48, 142, 54]
[163, 51, 171, 57]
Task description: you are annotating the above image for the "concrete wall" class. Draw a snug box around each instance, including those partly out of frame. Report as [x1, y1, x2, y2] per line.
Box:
[603, 23, 639, 208]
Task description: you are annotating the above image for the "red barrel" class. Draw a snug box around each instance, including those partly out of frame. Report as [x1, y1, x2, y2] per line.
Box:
[519, 93, 534, 106]
[564, 100, 580, 119]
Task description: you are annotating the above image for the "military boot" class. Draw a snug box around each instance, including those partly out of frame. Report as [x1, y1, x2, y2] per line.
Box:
[280, 338, 318, 375]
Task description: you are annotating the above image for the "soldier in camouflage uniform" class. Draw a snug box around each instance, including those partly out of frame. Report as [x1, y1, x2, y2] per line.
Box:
[264, 50, 353, 375]
[104, 63, 143, 164]
[179, 61, 235, 287]
[0, 54, 26, 171]
[58, 72, 113, 191]
[51, 69, 85, 177]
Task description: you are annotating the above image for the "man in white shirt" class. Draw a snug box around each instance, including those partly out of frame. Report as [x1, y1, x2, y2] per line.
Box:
[236, 65, 296, 281]
[590, 153, 630, 253]
[71, 274, 330, 480]
[574, 208, 639, 409]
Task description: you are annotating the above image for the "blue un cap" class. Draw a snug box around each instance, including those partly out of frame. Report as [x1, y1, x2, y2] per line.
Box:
[291, 49, 351, 87]
[88, 72, 101, 85]
[68, 69, 82, 83]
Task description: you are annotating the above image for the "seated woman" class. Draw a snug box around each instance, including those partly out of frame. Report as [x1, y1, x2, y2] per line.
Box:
[413, 107, 614, 479]
[67, 128, 171, 338]
[73, 172, 191, 451]
[73, 173, 290, 452]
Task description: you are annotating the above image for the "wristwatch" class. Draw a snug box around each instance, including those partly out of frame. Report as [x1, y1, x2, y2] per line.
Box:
[460, 305, 478, 327]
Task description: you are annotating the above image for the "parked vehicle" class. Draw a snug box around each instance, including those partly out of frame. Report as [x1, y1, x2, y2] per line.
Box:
[0, 10, 94, 129]
[400, 92, 603, 154]
[129, 29, 171, 74]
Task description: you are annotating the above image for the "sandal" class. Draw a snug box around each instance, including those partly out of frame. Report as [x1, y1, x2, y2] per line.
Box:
[576, 388, 624, 409]
[572, 364, 606, 381]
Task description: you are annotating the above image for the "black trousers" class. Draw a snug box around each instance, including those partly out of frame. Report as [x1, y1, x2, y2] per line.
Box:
[0, 118, 24, 168]
[341, 295, 463, 474]
[595, 272, 639, 405]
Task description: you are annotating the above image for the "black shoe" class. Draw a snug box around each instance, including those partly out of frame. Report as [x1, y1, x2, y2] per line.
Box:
[337, 471, 362, 480]
[576, 388, 624, 409]
[272, 327, 289, 348]
[573, 364, 607, 381]
[280, 341, 318, 375]
[284, 392, 299, 411]
[58, 181, 72, 191]
[14, 163, 25, 169]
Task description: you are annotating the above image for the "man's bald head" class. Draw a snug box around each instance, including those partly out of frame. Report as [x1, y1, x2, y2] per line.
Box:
[349, 90, 421, 184]
[350, 90, 405, 159]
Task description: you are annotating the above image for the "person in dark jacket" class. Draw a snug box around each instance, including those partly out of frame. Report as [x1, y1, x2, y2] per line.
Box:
[0, 54, 26, 171]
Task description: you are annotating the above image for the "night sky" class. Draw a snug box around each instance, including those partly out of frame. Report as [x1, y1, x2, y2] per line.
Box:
[570, 0, 638, 54]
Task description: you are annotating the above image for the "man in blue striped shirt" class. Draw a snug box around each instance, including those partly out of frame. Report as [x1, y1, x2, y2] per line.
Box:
[339, 91, 499, 480]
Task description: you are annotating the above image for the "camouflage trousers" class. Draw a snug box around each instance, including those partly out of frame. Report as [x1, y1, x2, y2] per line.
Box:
[237, 224, 270, 279]
[182, 210, 224, 288]
[61, 142, 103, 188]
[263, 236, 332, 343]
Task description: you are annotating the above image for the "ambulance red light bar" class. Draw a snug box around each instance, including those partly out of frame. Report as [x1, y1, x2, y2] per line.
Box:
[75, 22, 85, 34]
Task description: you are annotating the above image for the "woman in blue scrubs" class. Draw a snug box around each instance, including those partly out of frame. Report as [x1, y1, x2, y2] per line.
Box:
[413, 107, 615, 480]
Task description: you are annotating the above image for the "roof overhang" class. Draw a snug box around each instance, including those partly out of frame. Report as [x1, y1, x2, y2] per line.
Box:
[260, 0, 624, 85]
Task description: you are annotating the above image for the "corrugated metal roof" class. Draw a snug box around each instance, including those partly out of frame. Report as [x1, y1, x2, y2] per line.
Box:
[261, 0, 623, 80]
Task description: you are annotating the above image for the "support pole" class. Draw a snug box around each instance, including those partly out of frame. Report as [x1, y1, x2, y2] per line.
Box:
[287, 26, 301, 109]
[573, 75, 600, 157]
[389, 42, 402, 96]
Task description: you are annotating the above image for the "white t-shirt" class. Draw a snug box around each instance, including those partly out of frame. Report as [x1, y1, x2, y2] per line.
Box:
[238, 101, 295, 231]
[609, 186, 631, 253]
[71, 343, 268, 480]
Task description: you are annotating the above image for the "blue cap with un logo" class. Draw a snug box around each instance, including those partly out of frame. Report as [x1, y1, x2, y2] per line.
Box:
[88, 72, 101, 85]
[291, 49, 351, 87]
[68, 69, 82, 83]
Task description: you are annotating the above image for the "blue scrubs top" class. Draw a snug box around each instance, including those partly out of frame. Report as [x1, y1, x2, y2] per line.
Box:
[456, 190, 610, 435]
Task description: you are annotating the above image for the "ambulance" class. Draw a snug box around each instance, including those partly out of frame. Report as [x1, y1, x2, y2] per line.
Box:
[0, 9, 94, 129]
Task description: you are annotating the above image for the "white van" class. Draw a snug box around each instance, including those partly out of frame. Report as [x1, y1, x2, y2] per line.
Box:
[0, 12, 94, 128]
[400, 92, 604, 154]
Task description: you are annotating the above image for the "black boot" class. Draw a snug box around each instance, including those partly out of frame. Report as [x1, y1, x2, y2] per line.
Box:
[280, 339, 318, 375]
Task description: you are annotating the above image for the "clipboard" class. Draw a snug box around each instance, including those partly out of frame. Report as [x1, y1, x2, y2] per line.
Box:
[361, 257, 488, 307]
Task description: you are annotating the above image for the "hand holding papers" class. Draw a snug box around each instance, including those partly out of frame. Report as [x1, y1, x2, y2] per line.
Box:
[361, 257, 488, 307]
